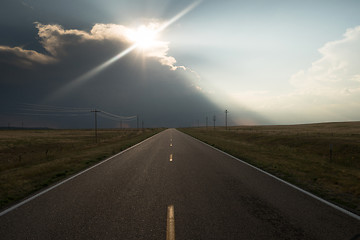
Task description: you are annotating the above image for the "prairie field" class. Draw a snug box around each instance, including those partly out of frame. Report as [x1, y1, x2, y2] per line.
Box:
[180, 122, 360, 215]
[0, 128, 163, 209]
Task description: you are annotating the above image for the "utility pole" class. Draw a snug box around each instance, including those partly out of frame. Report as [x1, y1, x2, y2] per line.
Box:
[142, 120, 144, 131]
[225, 109, 228, 130]
[137, 115, 139, 130]
[91, 109, 100, 143]
[213, 114, 216, 129]
[206, 116, 208, 129]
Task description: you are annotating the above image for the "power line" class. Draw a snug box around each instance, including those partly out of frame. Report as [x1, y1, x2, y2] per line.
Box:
[18, 103, 136, 122]
[20, 103, 92, 112]
[100, 110, 136, 120]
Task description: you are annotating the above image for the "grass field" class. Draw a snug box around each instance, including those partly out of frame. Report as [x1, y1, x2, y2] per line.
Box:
[0, 128, 163, 209]
[179, 122, 360, 215]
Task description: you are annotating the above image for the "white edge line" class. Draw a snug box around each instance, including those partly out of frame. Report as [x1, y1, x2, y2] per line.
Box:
[0, 131, 162, 217]
[183, 132, 360, 221]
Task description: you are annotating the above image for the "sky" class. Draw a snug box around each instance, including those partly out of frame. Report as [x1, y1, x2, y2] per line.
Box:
[1, 0, 360, 128]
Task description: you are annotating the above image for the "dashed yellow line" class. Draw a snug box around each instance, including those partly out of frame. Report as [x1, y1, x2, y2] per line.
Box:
[170, 154, 173, 162]
[166, 205, 175, 240]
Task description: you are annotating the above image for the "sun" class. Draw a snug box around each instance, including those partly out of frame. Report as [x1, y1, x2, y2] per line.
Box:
[128, 25, 159, 50]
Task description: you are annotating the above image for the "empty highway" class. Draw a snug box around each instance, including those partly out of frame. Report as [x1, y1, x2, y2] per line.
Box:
[0, 129, 359, 239]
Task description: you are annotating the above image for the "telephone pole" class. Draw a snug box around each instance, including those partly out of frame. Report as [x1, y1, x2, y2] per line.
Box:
[91, 109, 100, 143]
[137, 115, 139, 130]
[225, 109, 228, 130]
[213, 114, 216, 129]
[206, 116, 208, 129]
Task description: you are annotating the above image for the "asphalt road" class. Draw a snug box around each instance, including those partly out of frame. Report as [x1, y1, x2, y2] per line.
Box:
[0, 129, 359, 239]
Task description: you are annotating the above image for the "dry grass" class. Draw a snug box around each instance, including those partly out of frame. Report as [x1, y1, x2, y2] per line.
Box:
[179, 122, 360, 215]
[0, 128, 163, 209]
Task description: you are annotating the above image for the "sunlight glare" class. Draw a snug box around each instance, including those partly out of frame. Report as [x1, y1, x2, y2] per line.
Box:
[48, 0, 202, 101]
[128, 25, 159, 50]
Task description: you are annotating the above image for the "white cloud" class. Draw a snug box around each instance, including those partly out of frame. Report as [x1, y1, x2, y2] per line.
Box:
[89, 23, 131, 41]
[35, 22, 132, 56]
[0, 22, 184, 72]
[286, 26, 360, 121]
[34, 22, 186, 71]
[231, 26, 360, 123]
[143, 41, 182, 70]
[290, 25, 360, 95]
[35, 23, 91, 56]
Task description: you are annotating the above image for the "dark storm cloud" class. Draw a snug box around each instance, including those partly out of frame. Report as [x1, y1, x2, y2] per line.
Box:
[0, 45, 56, 68]
[0, 22, 221, 128]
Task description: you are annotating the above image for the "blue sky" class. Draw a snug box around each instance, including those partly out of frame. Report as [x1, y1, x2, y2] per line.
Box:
[164, 0, 360, 123]
[1, 0, 360, 127]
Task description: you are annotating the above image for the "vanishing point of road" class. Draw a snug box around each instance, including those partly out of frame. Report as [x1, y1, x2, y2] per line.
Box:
[0, 129, 359, 239]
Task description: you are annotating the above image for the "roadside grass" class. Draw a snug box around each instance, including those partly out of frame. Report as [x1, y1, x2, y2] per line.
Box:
[0, 128, 163, 209]
[179, 122, 360, 215]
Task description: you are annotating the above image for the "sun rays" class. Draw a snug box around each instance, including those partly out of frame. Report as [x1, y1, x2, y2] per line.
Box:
[48, 0, 202, 101]
[128, 24, 159, 50]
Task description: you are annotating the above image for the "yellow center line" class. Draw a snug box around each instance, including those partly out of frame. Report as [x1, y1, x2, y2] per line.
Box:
[170, 143, 172, 147]
[166, 205, 175, 240]
[170, 154, 173, 162]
